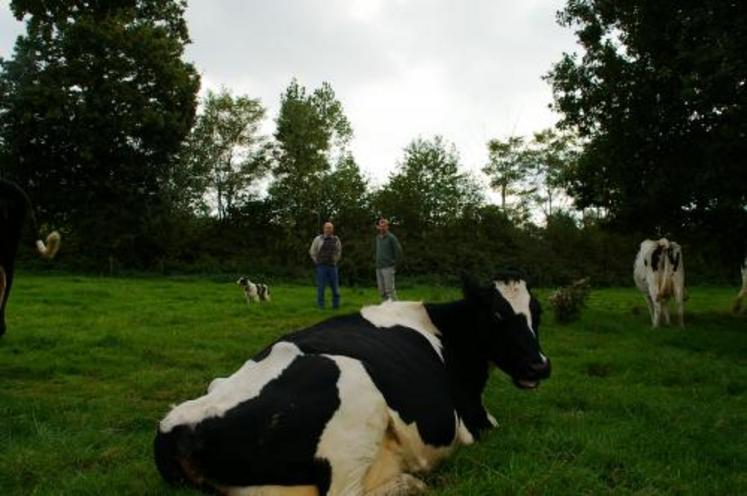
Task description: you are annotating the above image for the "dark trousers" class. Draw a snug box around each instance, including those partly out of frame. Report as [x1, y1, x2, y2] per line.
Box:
[316, 265, 340, 309]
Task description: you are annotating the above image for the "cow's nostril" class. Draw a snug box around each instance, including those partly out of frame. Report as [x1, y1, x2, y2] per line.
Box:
[531, 358, 551, 376]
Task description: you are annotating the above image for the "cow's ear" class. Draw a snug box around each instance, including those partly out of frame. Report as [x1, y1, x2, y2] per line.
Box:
[530, 296, 542, 332]
[461, 273, 491, 306]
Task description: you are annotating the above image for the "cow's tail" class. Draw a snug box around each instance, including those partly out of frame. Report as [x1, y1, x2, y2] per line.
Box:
[154, 426, 217, 493]
[36, 231, 61, 259]
[16, 183, 61, 259]
[655, 240, 673, 301]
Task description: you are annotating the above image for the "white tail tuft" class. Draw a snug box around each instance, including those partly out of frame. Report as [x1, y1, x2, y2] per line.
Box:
[36, 231, 61, 259]
[656, 239, 673, 300]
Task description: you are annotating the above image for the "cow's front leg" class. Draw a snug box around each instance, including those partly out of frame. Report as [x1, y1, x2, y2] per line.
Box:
[458, 405, 496, 441]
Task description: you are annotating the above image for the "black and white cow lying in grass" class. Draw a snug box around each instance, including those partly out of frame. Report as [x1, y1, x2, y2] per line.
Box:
[155, 274, 551, 495]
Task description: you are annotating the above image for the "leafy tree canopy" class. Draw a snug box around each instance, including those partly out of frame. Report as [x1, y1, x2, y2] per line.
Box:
[182, 88, 268, 220]
[547, 0, 747, 236]
[376, 136, 483, 233]
[483, 136, 535, 212]
[0, 0, 200, 264]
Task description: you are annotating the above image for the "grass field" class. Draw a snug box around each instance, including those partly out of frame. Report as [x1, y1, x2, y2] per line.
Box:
[1, 274, 745, 495]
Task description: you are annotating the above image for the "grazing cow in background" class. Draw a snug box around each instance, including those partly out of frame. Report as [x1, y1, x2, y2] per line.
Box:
[237, 277, 271, 303]
[0, 179, 60, 337]
[155, 274, 551, 496]
[733, 256, 747, 313]
[634, 238, 685, 328]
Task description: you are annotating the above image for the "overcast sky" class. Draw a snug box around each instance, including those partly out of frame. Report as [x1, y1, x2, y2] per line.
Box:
[0, 0, 578, 185]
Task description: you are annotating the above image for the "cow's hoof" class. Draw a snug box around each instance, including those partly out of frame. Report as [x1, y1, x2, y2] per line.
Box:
[367, 474, 427, 496]
[390, 474, 427, 495]
[401, 474, 427, 493]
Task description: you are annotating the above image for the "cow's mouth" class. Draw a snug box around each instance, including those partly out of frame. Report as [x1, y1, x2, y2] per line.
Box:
[514, 378, 539, 389]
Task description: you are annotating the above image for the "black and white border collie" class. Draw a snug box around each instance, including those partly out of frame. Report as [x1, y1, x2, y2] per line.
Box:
[237, 277, 271, 304]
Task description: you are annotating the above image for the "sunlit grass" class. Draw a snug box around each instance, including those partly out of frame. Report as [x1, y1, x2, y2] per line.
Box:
[0, 275, 745, 495]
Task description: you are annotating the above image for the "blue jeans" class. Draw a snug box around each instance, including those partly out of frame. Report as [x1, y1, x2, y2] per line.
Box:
[316, 265, 340, 309]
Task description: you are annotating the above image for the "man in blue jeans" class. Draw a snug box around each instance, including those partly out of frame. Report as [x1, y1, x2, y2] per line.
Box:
[309, 222, 342, 309]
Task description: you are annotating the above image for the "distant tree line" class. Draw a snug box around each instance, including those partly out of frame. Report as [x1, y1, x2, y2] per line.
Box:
[1, 0, 744, 286]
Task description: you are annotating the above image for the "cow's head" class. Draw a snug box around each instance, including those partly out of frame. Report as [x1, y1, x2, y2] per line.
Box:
[464, 273, 550, 389]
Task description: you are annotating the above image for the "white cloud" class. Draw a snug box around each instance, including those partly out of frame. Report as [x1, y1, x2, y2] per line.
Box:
[0, 1, 579, 192]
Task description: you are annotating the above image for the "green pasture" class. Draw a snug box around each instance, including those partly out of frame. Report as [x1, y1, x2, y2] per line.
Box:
[0, 275, 745, 495]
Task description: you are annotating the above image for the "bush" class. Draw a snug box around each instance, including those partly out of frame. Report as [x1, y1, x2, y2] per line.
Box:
[549, 278, 591, 324]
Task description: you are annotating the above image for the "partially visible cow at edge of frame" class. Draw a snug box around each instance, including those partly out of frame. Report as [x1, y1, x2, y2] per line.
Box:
[733, 256, 747, 313]
[154, 274, 551, 496]
[0, 179, 61, 337]
[634, 238, 686, 328]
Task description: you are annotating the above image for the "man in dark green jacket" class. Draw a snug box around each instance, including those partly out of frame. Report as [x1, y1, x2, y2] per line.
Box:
[375, 218, 403, 300]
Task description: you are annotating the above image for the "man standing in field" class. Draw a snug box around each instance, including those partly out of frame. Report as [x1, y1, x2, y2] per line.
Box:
[309, 221, 342, 309]
[375, 218, 403, 301]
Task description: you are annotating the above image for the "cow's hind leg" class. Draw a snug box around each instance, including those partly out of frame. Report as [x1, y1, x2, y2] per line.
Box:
[365, 474, 426, 496]
[661, 300, 671, 326]
[316, 356, 391, 495]
[642, 293, 655, 326]
[363, 432, 427, 496]
[734, 289, 746, 313]
[229, 486, 319, 496]
[365, 475, 426, 496]
[675, 290, 685, 328]
[649, 296, 662, 328]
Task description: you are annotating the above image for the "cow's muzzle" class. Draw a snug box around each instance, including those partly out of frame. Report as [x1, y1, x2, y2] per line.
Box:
[514, 358, 551, 389]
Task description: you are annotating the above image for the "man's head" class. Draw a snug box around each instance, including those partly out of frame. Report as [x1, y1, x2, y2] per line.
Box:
[323, 222, 334, 236]
[377, 218, 389, 234]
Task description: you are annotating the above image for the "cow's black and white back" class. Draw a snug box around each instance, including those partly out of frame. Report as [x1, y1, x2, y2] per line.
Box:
[156, 274, 550, 495]
[634, 238, 686, 327]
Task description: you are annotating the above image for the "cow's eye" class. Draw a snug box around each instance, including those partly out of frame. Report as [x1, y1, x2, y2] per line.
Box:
[494, 312, 504, 321]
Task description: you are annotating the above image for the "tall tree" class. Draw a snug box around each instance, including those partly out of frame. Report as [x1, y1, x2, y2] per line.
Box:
[320, 153, 369, 225]
[0, 0, 200, 266]
[184, 88, 268, 220]
[269, 79, 353, 262]
[546, 0, 747, 237]
[482, 136, 535, 220]
[321, 153, 371, 284]
[376, 136, 483, 232]
[527, 128, 579, 218]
